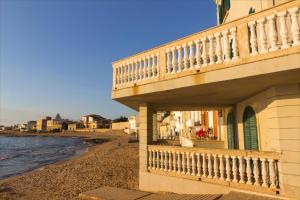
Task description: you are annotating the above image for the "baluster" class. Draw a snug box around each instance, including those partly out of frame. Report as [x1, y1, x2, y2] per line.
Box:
[152, 150, 156, 169]
[156, 53, 159, 77]
[168, 151, 172, 172]
[138, 59, 142, 81]
[117, 67, 121, 85]
[150, 54, 155, 78]
[238, 156, 246, 184]
[171, 47, 177, 74]
[197, 153, 201, 176]
[202, 153, 207, 177]
[186, 152, 191, 175]
[213, 154, 219, 179]
[261, 158, 268, 187]
[126, 63, 129, 83]
[230, 27, 239, 60]
[253, 157, 260, 186]
[188, 41, 195, 69]
[122, 65, 125, 85]
[131, 62, 135, 83]
[191, 153, 196, 176]
[177, 152, 181, 174]
[148, 149, 152, 170]
[177, 46, 183, 72]
[183, 44, 188, 70]
[166, 49, 171, 74]
[172, 151, 177, 173]
[214, 32, 223, 63]
[160, 150, 164, 171]
[120, 65, 123, 85]
[269, 159, 277, 189]
[195, 39, 201, 68]
[222, 30, 230, 62]
[267, 14, 279, 51]
[164, 151, 168, 171]
[219, 155, 225, 181]
[201, 38, 208, 66]
[208, 154, 213, 178]
[278, 11, 289, 49]
[208, 35, 215, 65]
[225, 155, 231, 181]
[248, 21, 258, 55]
[141, 58, 145, 80]
[232, 156, 238, 182]
[144, 56, 150, 79]
[182, 152, 186, 174]
[156, 150, 160, 170]
[288, 7, 300, 46]
[115, 67, 119, 86]
[133, 61, 137, 82]
[257, 18, 268, 53]
[246, 157, 253, 184]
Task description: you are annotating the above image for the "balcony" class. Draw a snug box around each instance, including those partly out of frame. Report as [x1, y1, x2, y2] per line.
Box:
[112, 1, 300, 111]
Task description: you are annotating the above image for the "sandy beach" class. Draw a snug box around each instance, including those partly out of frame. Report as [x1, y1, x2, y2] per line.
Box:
[0, 130, 139, 200]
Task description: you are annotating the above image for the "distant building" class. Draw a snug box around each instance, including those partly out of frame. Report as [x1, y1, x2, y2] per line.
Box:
[82, 114, 110, 129]
[36, 116, 51, 131]
[47, 119, 63, 131]
[27, 121, 37, 131]
[0, 125, 4, 131]
[17, 123, 27, 132]
[67, 121, 83, 131]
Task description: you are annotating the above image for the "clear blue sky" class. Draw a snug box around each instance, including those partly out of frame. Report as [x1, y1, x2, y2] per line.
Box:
[0, 0, 216, 125]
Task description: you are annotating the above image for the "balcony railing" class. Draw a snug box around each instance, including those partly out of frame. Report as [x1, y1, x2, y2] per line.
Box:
[112, 1, 299, 91]
[147, 145, 281, 194]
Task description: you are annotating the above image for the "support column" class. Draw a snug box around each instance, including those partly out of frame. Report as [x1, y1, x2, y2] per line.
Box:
[139, 104, 154, 172]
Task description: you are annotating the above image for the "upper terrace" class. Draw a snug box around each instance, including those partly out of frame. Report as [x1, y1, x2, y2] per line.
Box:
[112, 1, 300, 111]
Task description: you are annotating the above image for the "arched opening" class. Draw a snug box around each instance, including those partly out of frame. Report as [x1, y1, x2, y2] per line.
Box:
[227, 111, 237, 149]
[243, 106, 259, 150]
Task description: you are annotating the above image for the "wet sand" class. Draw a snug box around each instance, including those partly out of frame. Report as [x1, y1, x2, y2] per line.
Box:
[0, 130, 139, 200]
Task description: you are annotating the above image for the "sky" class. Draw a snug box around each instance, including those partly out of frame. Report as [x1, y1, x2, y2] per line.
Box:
[0, 0, 216, 126]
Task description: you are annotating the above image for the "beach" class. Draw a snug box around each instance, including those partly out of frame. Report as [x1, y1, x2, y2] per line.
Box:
[0, 130, 139, 200]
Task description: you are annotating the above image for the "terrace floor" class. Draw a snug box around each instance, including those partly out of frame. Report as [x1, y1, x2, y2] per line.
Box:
[79, 186, 279, 200]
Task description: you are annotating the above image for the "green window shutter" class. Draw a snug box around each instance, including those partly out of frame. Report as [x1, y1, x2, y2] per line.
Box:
[224, 0, 230, 11]
[218, 5, 223, 24]
[227, 111, 236, 149]
[243, 106, 259, 151]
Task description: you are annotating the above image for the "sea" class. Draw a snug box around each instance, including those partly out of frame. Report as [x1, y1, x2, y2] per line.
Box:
[0, 136, 87, 179]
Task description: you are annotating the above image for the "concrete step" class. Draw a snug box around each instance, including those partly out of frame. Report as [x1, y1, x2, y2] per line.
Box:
[79, 186, 222, 200]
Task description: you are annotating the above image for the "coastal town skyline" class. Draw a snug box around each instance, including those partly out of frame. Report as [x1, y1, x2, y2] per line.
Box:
[0, 0, 216, 126]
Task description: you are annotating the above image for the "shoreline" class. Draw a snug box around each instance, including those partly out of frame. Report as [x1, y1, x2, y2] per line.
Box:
[0, 130, 139, 200]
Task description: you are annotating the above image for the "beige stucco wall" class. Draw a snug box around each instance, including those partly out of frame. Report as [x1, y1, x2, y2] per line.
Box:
[223, 0, 291, 24]
[231, 83, 300, 198]
[111, 122, 130, 130]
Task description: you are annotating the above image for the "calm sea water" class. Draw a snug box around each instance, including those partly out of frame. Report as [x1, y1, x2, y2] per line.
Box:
[0, 136, 87, 179]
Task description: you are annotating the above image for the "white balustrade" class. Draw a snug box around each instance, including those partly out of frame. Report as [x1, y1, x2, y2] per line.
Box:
[113, 5, 298, 89]
[247, 6, 299, 56]
[148, 146, 280, 191]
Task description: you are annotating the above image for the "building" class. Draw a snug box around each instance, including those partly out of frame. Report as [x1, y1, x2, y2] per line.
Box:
[67, 122, 83, 131]
[17, 123, 27, 132]
[111, 0, 300, 198]
[82, 114, 110, 129]
[36, 116, 51, 131]
[27, 121, 37, 131]
[46, 119, 63, 131]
